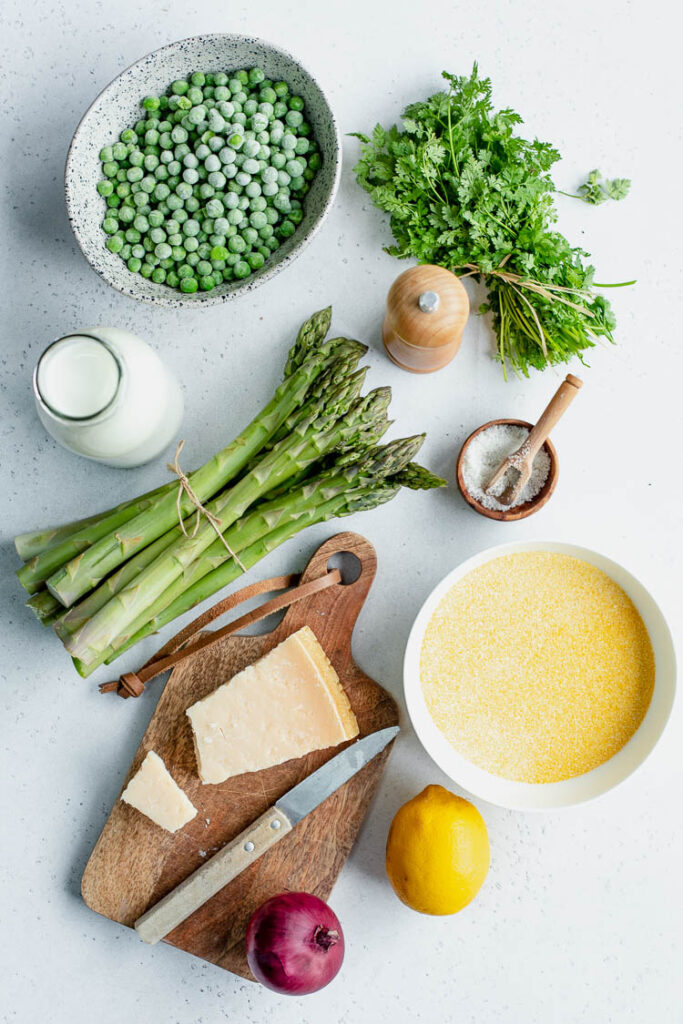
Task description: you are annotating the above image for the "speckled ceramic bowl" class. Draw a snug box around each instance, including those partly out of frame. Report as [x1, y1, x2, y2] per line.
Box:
[65, 34, 341, 307]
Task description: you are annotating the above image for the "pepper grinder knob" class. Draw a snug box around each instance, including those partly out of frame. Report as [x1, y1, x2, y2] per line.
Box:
[418, 290, 440, 314]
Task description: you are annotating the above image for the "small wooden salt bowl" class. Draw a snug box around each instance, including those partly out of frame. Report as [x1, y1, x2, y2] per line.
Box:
[382, 265, 470, 373]
[456, 418, 559, 522]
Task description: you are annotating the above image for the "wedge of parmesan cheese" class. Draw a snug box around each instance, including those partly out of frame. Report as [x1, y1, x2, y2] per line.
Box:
[121, 750, 197, 833]
[186, 626, 359, 784]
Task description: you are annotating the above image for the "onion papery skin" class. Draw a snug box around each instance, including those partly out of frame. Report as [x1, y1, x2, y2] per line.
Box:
[245, 892, 345, 995]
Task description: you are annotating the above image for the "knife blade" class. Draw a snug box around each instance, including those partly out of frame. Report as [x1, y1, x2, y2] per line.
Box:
[134, 726, 399, 945]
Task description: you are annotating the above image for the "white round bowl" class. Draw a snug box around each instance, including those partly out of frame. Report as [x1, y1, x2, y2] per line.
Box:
[404, 541, 676, 811]
[65, 34, 341, 307]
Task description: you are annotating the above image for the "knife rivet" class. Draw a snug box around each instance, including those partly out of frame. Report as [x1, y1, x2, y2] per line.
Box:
[244, 841, 255, 852]
[271, 819, 281, 830]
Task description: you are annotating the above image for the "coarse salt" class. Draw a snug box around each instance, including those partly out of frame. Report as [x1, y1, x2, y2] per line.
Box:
[461, 424, 550, 511]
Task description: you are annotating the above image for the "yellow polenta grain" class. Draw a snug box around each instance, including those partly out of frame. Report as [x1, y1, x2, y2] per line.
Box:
[420, 552, 655, 784]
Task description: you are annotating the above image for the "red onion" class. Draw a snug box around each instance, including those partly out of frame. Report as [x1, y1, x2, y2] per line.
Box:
[245, 892, 345, 995]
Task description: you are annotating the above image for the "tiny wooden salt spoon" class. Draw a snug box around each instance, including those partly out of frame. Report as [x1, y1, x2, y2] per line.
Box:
[485, 374, 583, 506]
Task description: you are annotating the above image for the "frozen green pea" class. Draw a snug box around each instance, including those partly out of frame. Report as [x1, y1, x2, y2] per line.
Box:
[206, 198, 224, 218]
[279, 219, 295, 238]
[198, 183, 215, 199]
[99, 145, 114, 162]
[97, 180, 114, 197]
[159, 132, 174, 149]
[120, 128, 137, 144]
[187, 86, 204, 105]
[196, 143, 210, 160]
[102, 217, 119, 235]
[226, 209, 243, 226]
[188, 105, 206, 125]
[183, 218, 200, 236]
[196, 260, 213, 276]
[174, 208, 188, 223]
[276, 170, 291, 188]
[184, 236, 199, 252]
[242, 158, 259, 175]
[245, 181, 261, 198]
[249, 211, 267, 229]
[167, 233, 183, 247]
[180, 277, 198, 293]
[144, 153, 160, 171]
[208, 170, 226, 188]
[208, 135, 225, 152]
[205, 153, 221, 172]
[119, 206, 135, 224]
[165, 269, 179, 286]
[182, 168, 198, 185]
[208, 111, 226, 133]
[177, 264, 194, 279]
[258, 223, 274, 239]
[155, 242, 172, 259]
[234, 260, 251, 279]
[145, 128, 160, 146]
[127, 256, 142, 272]
[281, 132, 297, 150]
[186, 195, 200, 212]
[199, 275, 215, 291]
[214, 85, 229, 101]
[265, 206, 279, 225]
[133, 214, 149, 232]
[125, 228, 141, 243]
[228, 235, 246, 253]
[171, 246, 186, 261]
[106, 235, 124, 252]
[247, 251, 265, 270]
[102, 161, 118, 178]
[149, 227, 166, 244]
[210, 244, 229, 261]
[271, 151, 286, 169]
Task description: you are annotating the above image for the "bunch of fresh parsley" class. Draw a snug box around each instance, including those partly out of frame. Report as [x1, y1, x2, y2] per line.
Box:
[352, 66, 631, 377]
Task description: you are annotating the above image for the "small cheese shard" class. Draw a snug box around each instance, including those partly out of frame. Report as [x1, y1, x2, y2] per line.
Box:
[121, 751, 197, 833]
[187, 626, 359, 784]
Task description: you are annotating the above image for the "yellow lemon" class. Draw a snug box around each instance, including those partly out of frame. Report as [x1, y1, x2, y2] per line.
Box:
[385, 784, 490, 915]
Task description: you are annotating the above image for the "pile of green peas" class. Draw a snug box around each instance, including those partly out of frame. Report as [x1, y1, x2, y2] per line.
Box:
[97, 68, 321, 293]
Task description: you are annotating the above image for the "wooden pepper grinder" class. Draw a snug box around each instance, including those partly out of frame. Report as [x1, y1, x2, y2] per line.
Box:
[382, 265, 470, 373]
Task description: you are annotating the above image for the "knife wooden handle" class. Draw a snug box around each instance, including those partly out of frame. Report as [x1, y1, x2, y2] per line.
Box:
[135, 805, 293, 945]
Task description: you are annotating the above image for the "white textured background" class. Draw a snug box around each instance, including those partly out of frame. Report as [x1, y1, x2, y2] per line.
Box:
[2, 1, 681, 1021]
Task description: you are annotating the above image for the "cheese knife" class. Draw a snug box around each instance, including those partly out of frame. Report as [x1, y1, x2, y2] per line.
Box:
[134, 725, 400, 944]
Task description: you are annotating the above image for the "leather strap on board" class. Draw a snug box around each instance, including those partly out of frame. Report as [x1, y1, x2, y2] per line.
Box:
[99, 569, 342, 699]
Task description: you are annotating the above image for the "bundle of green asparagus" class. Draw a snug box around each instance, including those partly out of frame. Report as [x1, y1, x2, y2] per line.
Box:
[15, 308, 445, 677]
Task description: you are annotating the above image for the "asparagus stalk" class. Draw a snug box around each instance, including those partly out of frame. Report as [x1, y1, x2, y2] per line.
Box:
[16, 515, 111, 562]
[66, 378, 391, 665]
[74, 438, 431, 676]
[46, 320, 364, 608]
[16, 480, 178, 594]
[26, 590, 62, 624]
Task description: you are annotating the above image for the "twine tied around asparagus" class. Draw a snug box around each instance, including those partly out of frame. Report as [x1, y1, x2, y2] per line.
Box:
[169, 440, 246, 572]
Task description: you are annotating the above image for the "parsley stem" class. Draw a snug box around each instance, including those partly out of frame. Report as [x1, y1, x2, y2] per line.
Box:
[592, 280, 636, 288]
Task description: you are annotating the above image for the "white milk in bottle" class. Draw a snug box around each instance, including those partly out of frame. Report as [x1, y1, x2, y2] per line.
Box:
[33, 328, 183, 467]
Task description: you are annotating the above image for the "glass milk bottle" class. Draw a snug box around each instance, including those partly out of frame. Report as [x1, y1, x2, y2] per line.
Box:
[33, 327, 184, 468]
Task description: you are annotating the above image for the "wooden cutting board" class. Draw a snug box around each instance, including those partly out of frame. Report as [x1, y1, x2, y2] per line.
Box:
[81, 532, 399, 980]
